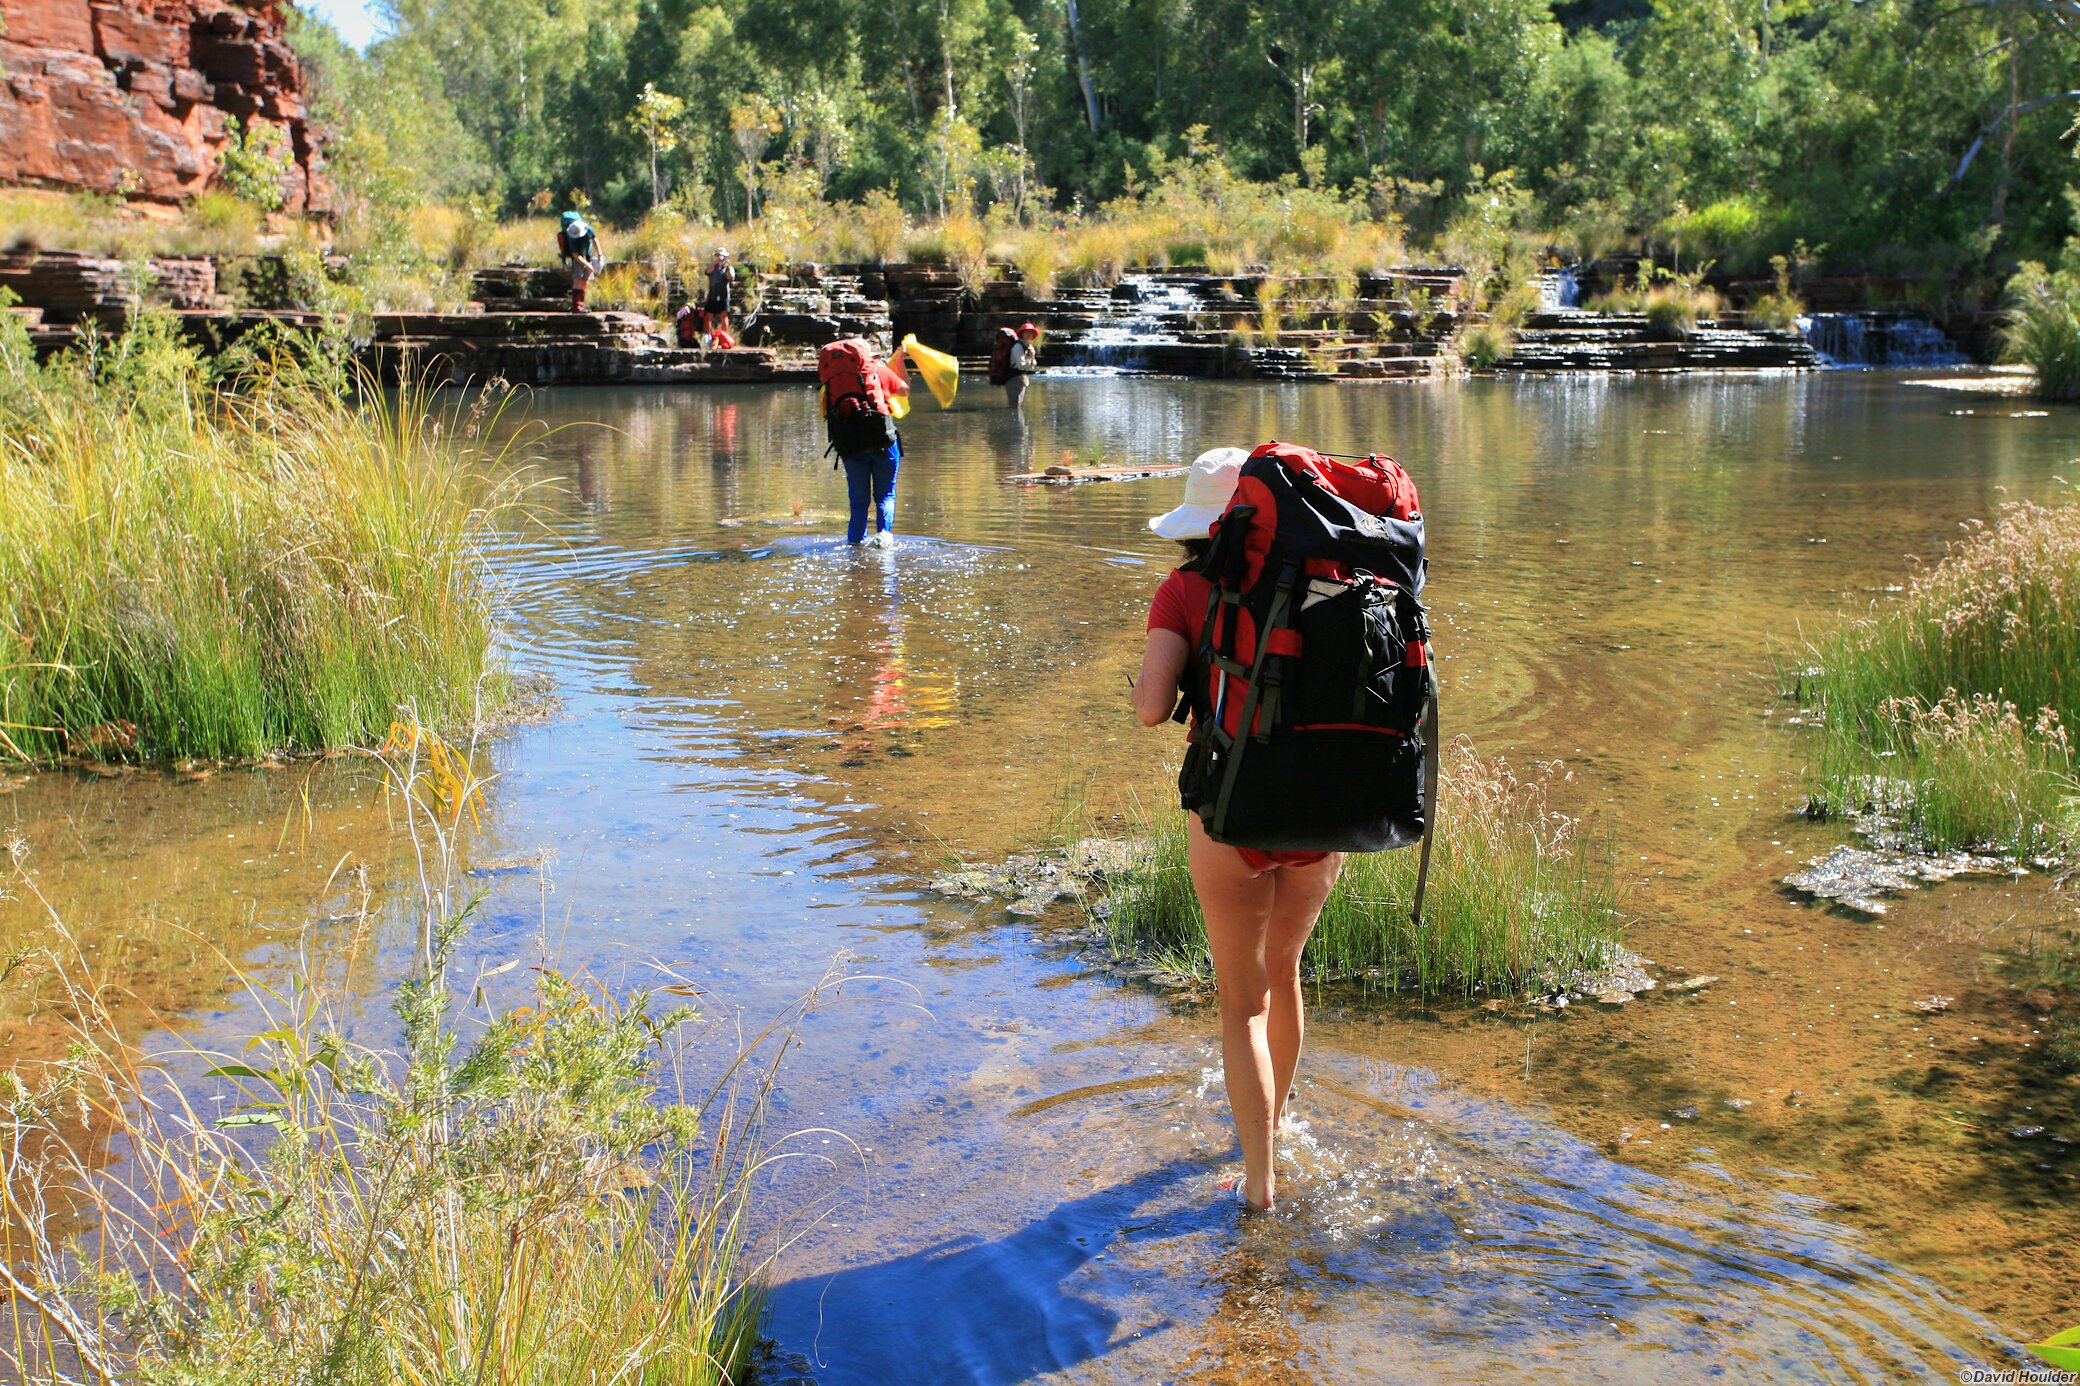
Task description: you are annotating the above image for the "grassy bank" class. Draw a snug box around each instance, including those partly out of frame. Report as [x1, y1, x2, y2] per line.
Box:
[1100, 742, 1624, 995]
[1798, 500, 2080, 857]
[0, 310, 519, 763]
[0, 733, 797, 1384]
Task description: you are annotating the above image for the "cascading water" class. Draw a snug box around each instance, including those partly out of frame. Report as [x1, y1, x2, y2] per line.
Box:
[1065, 275, 1206, 372]
[1536, 267, 1582, 311]
[1802, 313, 1970, 368]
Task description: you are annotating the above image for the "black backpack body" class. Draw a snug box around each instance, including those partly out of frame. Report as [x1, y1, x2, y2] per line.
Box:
[1177, 442, 1435, 854]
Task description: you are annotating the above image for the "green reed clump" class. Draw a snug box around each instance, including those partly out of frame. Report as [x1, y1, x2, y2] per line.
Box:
[0, 309, 520, 763]
[1100, 741, 1625, 995]
[0, 733, 801, 1385]
[1799, 500, 2080, 856]
[2002, 258, 2080, 402]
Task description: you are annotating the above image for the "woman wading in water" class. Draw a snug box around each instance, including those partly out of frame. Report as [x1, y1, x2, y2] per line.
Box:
[1128, 448, 1346, 1212]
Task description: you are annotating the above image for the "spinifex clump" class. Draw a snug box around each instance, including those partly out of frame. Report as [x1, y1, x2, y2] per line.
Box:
[1100, 741, 1625, 995]
[0, 310, 518, 763]
[1798, 500, 2080, 857]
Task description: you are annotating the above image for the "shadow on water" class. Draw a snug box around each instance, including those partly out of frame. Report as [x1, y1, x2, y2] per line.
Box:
[768, 1158, 1209, 1384]
[768, 1053, 2016, 1384]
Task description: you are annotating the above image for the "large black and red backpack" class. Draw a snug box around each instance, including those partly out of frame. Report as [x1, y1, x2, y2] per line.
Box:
[818, 338, 899, 462]
[1177, 441, 1438, 884]
[987, 327, 1016, 385]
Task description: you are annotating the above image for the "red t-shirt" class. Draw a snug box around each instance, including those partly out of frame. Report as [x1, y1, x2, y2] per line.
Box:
[1144, 567, 1329, 870]
[1146, 567, 1213, 641]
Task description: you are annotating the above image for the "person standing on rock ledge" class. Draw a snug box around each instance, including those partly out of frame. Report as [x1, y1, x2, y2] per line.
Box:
[703, 248, 737, 338]
[557, 211, 605, 312]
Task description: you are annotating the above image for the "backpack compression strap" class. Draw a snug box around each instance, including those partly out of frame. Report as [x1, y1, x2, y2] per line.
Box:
[1209, 562, 1300, 841]
[1409, 669, 1440, 928]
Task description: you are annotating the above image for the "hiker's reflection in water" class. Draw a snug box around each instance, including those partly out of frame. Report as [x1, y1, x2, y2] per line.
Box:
[704, 401, 744, 520]
[574, 433, 609, 512]
[824, 553, 954, 764]
[710, 401, 741, 469]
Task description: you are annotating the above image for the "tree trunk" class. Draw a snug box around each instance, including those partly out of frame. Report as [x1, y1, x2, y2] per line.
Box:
[1991, 12, 2020, 234]
[1064, 0, 1102, 133]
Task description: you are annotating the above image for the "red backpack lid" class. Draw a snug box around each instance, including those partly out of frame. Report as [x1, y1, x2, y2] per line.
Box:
[1245, 441, 1420, 521]
[818, 337, 874, 385]
[1211, 441, 1425, 596]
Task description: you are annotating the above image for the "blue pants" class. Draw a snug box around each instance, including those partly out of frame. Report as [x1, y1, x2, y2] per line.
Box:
[843, 440, 901, 543]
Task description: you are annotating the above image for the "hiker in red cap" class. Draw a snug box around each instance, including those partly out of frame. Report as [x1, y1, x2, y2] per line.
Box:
[1005, 321, 1040, 412]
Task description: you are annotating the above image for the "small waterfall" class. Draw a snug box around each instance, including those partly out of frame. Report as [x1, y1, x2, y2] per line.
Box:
[1802, 313, 1969, 368]
[1536, 267, 1581, 311]
[1066, 274, 1204, 371]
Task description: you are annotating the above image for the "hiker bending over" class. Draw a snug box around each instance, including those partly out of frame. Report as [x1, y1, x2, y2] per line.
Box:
[557, 211, 605, 312]
[818, 338, 910, 548]
[673, 302, 704, 348]
[1130, 443, 1433, 1213]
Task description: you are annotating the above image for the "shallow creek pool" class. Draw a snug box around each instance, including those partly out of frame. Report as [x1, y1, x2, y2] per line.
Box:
[6, 373, 2078, 1382]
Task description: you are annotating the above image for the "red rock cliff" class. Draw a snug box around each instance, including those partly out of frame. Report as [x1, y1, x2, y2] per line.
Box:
[0, 0, 328, 215]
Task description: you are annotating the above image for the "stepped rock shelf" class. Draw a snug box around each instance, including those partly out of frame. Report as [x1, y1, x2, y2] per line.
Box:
[4, 248, 1852, 385]
[1497, 312, 1824, 372]
[364, 311, 815, 386]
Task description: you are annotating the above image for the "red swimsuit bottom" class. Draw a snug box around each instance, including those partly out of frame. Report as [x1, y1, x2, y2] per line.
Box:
[1235, 848, 1331, 872]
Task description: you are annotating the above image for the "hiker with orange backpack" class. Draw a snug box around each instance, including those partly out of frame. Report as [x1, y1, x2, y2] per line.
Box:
[818, 338, 911, 548]
[1130, 442, 1435, 1213]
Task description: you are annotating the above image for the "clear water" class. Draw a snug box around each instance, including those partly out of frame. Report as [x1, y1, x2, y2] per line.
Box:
[7, 373, 2078, 1382]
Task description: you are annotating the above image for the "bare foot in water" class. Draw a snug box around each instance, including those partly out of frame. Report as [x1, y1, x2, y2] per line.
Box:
[1218, 1173, 1274, 1212]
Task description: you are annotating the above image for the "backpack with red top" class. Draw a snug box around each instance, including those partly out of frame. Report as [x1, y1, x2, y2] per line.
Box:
[818, 338, 899, 461]
[1177, 441, 1437, 874]
[987, 327, 1016, 385]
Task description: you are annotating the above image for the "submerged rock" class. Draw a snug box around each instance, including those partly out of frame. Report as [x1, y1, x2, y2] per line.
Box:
[1783, 844, 2016, 915]
[927, 839, 1144, 916]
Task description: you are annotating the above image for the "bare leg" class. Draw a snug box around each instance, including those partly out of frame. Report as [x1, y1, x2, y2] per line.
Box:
[1189, 817, 1277, 1209]
[1265, 853, 1342, 1130]
[1189, 817, 1343, 1210]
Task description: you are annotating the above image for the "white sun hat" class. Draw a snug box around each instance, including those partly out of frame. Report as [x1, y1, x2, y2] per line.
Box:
[1148, 448, 1248, 539]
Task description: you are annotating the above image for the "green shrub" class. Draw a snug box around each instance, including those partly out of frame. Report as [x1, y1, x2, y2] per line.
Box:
[1798, 500, 2080, 856]
[1100, 743, 1625, 995]
[215, 115, 293, 212]
[1663, 196, 1764, 265]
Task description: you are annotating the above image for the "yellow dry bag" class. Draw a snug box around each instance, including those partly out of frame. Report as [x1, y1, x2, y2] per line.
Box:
[901, 334, 960, 409]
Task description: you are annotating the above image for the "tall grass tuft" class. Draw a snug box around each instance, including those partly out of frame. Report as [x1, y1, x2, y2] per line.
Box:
[1798, 499, 2080, 856]
[0, 726, 818, 1384]
[0, 311, 522, 764]
[1745, 254, 1807, 332]
[2002, 259, 2080, 402]
[1101, 742, 1624, 995]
